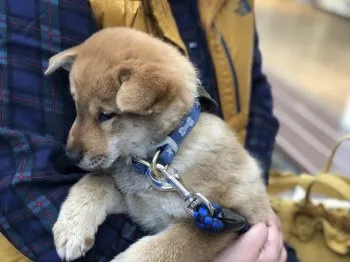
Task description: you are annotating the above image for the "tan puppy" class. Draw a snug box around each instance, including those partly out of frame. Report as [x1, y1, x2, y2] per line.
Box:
[45, 27, 270, 262]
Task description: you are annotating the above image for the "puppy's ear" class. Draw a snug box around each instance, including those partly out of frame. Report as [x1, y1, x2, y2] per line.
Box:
[116, 68, 169, 115]
[44, 47, 78, 76]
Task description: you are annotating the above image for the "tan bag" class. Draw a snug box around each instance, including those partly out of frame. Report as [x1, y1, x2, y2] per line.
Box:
[268, 135, 350, 262]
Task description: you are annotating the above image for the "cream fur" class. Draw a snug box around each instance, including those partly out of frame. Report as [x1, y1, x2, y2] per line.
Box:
[46, 27, 270, 262]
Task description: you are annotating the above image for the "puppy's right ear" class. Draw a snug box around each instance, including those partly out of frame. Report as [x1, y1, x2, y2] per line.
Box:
[44, 47, 78, 76]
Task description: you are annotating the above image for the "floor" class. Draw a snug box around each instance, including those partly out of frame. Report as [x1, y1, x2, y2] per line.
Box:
[255, 0, 350, 175]
[256, 0, 350, 117]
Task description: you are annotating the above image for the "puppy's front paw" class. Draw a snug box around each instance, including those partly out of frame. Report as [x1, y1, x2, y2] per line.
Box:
[53, 215, 96, 261]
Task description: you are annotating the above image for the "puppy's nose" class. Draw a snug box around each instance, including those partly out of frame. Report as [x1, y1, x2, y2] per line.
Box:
[66, 148, 83, 164]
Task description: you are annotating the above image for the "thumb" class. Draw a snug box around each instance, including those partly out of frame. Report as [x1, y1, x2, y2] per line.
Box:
[233, 223, 268, 253]
[214, 223, 268, 262]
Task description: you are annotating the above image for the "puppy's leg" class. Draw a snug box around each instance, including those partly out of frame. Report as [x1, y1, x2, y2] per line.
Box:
[53, 173, 125, 261]
[113, 222, 234, 262]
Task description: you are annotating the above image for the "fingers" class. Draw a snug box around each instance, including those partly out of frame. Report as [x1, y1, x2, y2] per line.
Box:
[278, 231, 284, 256]
[273, 210, 286, 262]
[214, 223, 268, 262]
[280, 247, 287, 262]
[258, 221, 282, 262]
[213, 213, 287, 262]
[276, 237, 285, 262]
[267, 209, 281, 230]
[235, 222, 269, 252]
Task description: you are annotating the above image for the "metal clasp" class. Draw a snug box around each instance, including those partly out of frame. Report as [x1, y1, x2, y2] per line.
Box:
[134, 153, 215, 216]
[133, 151, 174, 191]
[156, 164, 215, 216]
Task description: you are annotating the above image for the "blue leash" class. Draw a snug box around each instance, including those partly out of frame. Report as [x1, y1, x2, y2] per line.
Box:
[133, 99, 250, 234]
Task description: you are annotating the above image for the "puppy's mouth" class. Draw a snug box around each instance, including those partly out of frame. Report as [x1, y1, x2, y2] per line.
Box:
[77, 154, 111, 171]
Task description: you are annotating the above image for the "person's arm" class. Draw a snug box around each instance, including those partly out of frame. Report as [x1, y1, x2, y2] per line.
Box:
[245, 29, 279, 185]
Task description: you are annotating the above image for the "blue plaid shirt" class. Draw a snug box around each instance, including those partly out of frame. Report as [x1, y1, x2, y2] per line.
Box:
[0, 1, 144, 261]
[246, 31, 279, 184]
[0, 0, 278, 261]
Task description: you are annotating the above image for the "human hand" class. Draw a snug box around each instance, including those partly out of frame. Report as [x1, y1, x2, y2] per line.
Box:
[213, 210, 286, 262]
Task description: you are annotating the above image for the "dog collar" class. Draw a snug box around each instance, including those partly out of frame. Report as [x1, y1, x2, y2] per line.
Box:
[132, 98, 201, 189]
[132, 99, 250, 234]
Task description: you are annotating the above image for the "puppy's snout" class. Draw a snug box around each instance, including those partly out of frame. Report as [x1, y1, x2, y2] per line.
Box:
[66, 148, 83, 164]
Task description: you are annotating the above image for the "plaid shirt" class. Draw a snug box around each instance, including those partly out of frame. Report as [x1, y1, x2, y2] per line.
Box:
[245, 30, 279, 184]
[0, 1, 144, 261]
[0, 0, 278, 261]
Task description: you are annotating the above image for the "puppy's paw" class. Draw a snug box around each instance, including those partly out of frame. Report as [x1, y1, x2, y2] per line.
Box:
[53, 215, 96, 261]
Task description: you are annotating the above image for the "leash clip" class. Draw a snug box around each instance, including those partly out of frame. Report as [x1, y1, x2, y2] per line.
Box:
[133, 150, 174, 191]
[156, 164, 215, 216]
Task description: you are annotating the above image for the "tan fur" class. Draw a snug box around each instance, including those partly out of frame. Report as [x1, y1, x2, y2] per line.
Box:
[46, 27, 270, 262]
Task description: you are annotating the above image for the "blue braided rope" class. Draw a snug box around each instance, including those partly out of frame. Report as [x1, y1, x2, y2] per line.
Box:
[193, 203, 225, 233]
[193, 203, 251, 234]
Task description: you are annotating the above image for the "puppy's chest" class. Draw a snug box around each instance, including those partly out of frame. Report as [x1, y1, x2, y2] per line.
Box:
[112, 168, 187, 232]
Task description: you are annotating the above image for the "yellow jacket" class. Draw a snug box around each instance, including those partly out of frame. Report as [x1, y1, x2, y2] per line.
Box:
[90, 0, 255, 143]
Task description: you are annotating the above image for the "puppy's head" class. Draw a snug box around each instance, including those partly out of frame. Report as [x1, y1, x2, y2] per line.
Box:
[45, 28, 197, 171]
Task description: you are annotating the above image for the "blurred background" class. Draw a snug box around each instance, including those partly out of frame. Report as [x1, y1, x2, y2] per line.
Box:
[255, 0, 350, 176]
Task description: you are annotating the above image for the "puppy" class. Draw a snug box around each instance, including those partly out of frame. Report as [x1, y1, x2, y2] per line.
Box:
[45, 27, 270, 262]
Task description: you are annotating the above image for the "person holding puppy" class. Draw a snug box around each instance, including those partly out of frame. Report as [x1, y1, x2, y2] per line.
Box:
[0, 0, 297, 261]
[89, 0, 297, 260]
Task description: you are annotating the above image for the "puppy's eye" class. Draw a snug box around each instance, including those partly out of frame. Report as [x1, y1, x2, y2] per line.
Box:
[98, 112, 116, 122]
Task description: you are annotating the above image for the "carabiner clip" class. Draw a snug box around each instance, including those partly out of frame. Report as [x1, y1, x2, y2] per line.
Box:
[156, 164, 215, 216]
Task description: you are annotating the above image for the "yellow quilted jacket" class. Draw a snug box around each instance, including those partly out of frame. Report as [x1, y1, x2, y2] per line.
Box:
[0, 0, 255, 260]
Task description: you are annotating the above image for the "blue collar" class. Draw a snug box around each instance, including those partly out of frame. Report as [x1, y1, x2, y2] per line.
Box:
[133, 99, 201, 178]
[131, 99, 251, 234]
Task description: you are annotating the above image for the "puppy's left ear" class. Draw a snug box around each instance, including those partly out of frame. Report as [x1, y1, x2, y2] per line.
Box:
[44, 47, 78, 76]
[116, 68, 171, 115]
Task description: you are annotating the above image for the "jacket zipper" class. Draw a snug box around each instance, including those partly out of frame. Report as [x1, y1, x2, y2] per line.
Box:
[219, 35, 241, 113]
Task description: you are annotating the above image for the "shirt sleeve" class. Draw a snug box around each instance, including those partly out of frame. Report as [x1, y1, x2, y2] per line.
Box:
[245, 29, 279, 185]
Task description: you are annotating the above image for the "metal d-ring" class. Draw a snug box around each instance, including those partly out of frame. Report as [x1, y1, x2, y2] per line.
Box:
[149, 150, 174, 191]
[151, 150, 162, 178]
[133, 151, 174, 191]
